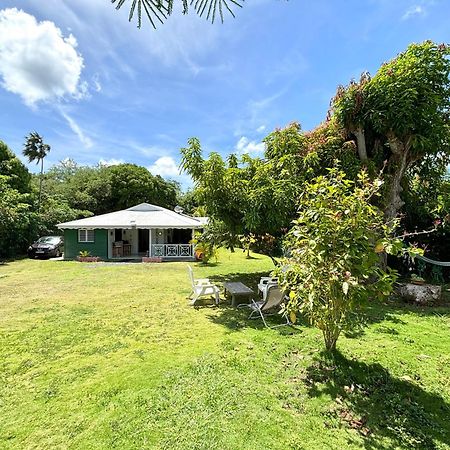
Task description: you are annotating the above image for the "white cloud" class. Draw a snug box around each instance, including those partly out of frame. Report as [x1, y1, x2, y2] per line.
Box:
[99, 158, 124, 166]
[402, 5, 425, 20]
[148, 156, 180, 177]
[92, 74, 102, 93]
[256, 125, 266, 133]
[60, 110, 93, 149]
[0, 8, 85, 106]
[236, 137, 266, 155]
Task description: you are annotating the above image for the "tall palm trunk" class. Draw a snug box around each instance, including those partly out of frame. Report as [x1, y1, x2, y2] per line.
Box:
[38, 157, 44, 211]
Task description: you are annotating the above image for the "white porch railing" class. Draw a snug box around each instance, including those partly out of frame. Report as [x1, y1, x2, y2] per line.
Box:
[151, 244, 194, 258]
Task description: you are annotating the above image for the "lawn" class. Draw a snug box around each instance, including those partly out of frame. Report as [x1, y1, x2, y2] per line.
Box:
[0, 250, 449, 450]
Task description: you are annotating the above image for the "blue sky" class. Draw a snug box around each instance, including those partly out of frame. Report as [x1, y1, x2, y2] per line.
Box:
[0, 0, 449, 188]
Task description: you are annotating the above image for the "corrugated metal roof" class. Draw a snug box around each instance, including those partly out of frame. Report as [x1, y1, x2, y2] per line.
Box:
[57, 203, 207, 229]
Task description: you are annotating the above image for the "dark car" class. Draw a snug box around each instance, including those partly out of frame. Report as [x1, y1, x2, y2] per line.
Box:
[28, 236, 64, 259]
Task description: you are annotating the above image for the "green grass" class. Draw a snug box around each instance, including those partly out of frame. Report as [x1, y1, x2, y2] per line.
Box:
[0, 250, 449, 449]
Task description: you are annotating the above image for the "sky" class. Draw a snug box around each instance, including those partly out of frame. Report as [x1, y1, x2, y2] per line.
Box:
[0, 0, 449, 188]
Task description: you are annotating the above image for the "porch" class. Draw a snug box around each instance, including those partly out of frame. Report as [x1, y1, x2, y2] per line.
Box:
[107, 227, 196, 261]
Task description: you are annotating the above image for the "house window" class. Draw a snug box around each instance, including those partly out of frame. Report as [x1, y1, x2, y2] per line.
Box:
[78, 229, 95, 243]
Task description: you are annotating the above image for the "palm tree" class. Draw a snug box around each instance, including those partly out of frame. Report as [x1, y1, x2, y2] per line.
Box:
[112, 0, 243, 29]
[23, 132, 51, 211]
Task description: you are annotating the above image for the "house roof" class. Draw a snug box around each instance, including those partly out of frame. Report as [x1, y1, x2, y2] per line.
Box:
[57, 203, 208, 229]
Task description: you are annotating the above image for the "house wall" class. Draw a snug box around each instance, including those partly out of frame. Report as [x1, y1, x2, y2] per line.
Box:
[64, 229, 108, 260]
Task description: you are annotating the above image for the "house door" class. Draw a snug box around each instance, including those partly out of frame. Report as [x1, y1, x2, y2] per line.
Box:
[138, 229, 149, 253]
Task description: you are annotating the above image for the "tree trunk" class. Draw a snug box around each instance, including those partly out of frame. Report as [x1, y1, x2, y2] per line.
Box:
[354, 127, 368, 164]
[384, 133, 411, 222]
[323, 328, 339, 352]
[38, 158, 44, 211]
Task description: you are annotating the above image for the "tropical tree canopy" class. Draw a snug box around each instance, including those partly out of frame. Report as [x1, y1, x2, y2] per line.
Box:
[0, 141, 31, 194]
[23, 132, 51, 167]
[332, 41, 450, 220]
[180, 136, 303, 250]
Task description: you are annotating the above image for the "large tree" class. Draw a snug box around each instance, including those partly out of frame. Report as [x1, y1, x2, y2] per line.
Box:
[332, 41, 450, 221]
[0, 141, 31, 194]
[23, 132, 51, 211]
[180, 136, 302, 251]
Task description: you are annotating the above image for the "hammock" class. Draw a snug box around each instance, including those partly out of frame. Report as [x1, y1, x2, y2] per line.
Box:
[416, 255, 450, 267]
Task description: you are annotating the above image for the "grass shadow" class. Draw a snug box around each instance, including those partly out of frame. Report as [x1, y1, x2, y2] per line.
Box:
[206, 304, 304, 335]
[304, 350, 450, 449]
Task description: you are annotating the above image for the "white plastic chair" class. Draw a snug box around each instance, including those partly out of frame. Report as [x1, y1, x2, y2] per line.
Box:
[258, 276, 279, 301]
[187, 265, 220, 305]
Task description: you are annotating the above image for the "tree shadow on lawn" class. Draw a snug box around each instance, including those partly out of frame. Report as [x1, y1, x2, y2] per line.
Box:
[304, 350, 450, 449]
[0, 254, 29, 265]
[202, 270, 302, 333]
[205, 303, 305, 335]
[344, 299, 450, 340]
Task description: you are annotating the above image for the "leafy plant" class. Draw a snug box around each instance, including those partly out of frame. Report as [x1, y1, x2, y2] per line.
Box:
[410, 273, 425, 283]
[239, 234, 257, 258]
[78, 250, 91, 258]
[190, 231, 218, 263]
[275, 168, 421, 351]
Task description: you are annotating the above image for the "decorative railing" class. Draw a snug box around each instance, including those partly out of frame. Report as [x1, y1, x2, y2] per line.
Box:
[151, 244, 194, 258]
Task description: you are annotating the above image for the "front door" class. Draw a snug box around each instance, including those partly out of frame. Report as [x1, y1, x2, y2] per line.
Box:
[138, 229, 149, 253]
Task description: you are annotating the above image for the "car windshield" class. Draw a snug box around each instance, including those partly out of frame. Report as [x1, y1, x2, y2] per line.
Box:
[37, 237, 60, 244]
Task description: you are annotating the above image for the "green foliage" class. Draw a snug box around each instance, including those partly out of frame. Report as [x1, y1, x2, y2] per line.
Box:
[365, 42, 449, 152]
[78, 250, 91, 257]
[23, 132, 51, 167]
[0, 142, 38, 258]
[0, 141, 31, 193]
[275, 168, 408, 351]
[332, 41, 450, 220]
[191, 230, 218, 263]
[107, 163, 178, 211]
[180, 42, 449, 264]
[0, 176, 38, 259]
[38, 160, 179, 225]
[180, 135, 301, 248]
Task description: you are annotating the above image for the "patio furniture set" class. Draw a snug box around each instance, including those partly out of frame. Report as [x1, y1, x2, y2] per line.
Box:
[187, 266, 291, 328]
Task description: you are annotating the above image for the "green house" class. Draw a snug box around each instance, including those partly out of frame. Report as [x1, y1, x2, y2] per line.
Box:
[57, 203, 207, 261]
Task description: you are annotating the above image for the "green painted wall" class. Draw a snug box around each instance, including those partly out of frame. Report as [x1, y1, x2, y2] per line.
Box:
[64, 229, 108, 260]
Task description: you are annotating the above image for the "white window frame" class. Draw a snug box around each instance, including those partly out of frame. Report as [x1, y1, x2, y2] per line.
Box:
[78, 229, 95, 243]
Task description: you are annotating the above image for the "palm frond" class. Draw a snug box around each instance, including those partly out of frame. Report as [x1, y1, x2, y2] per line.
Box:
[111, 0, 244, 29]
[23, 132, 50, 164]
